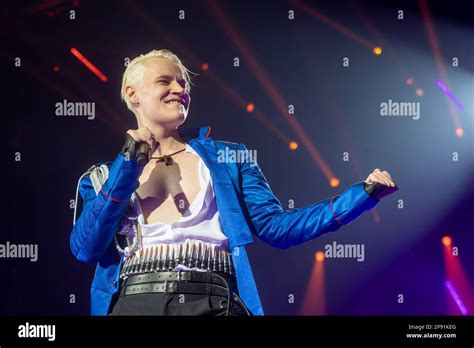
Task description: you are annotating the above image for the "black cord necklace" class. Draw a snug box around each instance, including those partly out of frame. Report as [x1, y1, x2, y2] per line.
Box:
[150, 148, 186, 166]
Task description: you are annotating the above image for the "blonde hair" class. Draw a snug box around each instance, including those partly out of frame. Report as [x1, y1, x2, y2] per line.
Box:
[121, 49, 194, 112]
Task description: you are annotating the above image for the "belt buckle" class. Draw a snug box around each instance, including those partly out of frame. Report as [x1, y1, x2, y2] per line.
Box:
[178, 271, 190, 282]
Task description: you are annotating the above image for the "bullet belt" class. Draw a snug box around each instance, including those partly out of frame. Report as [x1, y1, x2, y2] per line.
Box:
[120, 243, 235, 279]
[120, 271, 237, 298]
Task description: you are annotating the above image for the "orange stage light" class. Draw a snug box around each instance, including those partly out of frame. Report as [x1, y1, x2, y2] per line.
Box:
[455, 128, 464, 137]
[329, 177, 340, 188]
[201, 63, 209, 71]
[315, 251, 325, 262]
[373, 46, 382, 55]
[246, 103, 255, 112]
[442, 236, 452, 247]
[289, 141, 298, 150]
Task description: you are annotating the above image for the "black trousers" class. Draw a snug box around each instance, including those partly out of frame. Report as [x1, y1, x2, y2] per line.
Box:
[108, 292, 252, 316]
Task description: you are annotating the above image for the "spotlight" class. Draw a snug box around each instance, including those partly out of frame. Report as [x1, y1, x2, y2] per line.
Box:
[201, 63, 209, 71]
[442, 236, 452, 246]
[416, 88, 424, 96]
[373, 46, 382, 55]
[406, 78, 414, 85]
[289, 141, 298, 150]
[315, 251, 325, 262]
[329, 178, 340, 187]
[455, 128, 464, 137]
[246, 103, 255, 112]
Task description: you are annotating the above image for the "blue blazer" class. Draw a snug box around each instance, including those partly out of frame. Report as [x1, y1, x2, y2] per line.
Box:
[70, 126, 379, 315]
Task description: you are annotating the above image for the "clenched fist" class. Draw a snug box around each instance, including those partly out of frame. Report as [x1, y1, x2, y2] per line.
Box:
[121, 127, 158, 167]
[126, 127, 157, 150]
[364, 169, 395, 187]
[363, 168, 398, 200]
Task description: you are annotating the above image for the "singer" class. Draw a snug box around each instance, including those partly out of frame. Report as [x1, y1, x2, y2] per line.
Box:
[70, 49, 398, 316]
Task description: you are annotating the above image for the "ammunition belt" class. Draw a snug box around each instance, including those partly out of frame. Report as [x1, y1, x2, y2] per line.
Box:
[120, 242, 234, 279]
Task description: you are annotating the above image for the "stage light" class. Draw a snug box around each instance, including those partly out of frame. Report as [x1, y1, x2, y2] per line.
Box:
[70, 48, 108, 82]
[416, 88, 424, 96]
[53, 65, 60, 72]
[445, 280, 468, 315]
[329, 177, 340, 187]
[442, 236, 452, 246]
[302, 249, 327, 315]
[246, 103, 255, 112]
[373, 46, 382, 55]
[406, 78, 413, 85]
[289, 141, 298, 150]
[455, 128, 464, 137]
[436, 80, 465, 111]
[420, 0, 462, 129]
[315, 251, 325, 262]
[201, 63, 209, 71]
[207, 0, 337, 184]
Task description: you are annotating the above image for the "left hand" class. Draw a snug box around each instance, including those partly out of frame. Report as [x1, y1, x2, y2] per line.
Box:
[364, 169, 396, 187]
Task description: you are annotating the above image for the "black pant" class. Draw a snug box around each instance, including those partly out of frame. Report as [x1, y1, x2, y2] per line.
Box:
[108, 292, 252, 316]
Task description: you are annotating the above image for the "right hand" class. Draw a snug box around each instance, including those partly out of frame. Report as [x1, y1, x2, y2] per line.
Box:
[121, 127, 158, 166]
[126, 127, 157, 150]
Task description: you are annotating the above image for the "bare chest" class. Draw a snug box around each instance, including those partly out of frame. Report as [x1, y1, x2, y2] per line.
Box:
[135, 153, 201, 224]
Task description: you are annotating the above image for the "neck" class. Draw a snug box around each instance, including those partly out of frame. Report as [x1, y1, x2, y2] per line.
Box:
[136, 119, 186, 157]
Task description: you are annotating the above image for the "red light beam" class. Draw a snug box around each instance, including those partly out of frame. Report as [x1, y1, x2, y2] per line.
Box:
[70, 48, 108, 82]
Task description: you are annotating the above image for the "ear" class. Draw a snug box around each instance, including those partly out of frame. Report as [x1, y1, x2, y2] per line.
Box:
[126, 85, 139, 106]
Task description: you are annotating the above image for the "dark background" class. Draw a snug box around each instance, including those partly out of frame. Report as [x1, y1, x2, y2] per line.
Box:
[2, 0, 473, 315]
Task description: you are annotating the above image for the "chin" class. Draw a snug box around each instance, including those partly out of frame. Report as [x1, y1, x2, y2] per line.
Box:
[160, 113, 187, 128]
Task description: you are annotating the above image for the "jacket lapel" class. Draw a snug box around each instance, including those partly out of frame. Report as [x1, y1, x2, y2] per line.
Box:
[179, 127, 254, 249]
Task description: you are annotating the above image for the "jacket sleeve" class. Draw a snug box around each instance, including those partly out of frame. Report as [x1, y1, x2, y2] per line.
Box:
[238, 144, 379, 249]
[70, 154, 143, 264]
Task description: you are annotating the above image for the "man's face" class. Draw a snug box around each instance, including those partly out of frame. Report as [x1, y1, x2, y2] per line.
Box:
[134, 57, 191, 127]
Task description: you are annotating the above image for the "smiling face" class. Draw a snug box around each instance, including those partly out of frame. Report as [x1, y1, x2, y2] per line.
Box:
[128, 57, 191, 128]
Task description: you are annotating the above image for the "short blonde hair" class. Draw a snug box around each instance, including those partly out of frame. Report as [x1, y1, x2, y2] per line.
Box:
[121, 49, 194, 112]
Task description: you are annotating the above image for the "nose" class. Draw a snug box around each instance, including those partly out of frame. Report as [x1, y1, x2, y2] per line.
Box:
[169, 80, 189, 106]
[170, 79, 185, 95]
